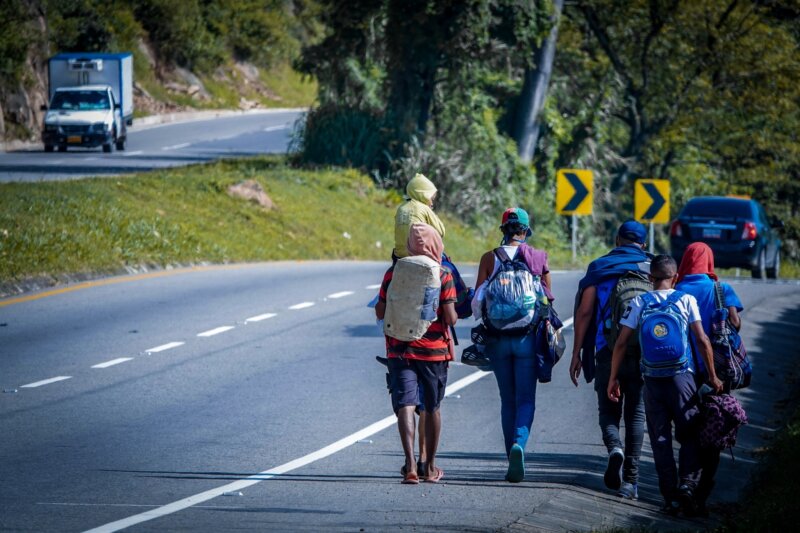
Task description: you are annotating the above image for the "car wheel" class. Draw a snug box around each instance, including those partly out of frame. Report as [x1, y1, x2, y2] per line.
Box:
[751, 249, 766, 279]
[766, 249, 780, 279]
[44, 144, 54, 153]
[57, 145, 67, 152]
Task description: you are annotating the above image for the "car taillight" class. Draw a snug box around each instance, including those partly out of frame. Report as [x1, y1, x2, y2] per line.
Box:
[670, 220, 683, 237]
[741, 222, 757, 240]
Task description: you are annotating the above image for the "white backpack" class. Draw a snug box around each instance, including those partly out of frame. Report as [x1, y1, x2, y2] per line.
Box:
[383, 255, 441, 342]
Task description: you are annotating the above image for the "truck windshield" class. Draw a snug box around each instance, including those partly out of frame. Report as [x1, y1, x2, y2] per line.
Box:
[50, 90, 110, 111]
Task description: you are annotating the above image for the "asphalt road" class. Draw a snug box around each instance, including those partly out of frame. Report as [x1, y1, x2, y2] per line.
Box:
[0, 110, 302, 182]
[1, 265, 799, 532]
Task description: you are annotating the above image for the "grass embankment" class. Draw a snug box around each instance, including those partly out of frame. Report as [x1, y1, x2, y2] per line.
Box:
[0, 157, 507, 292]
[716, 400, 800, 532]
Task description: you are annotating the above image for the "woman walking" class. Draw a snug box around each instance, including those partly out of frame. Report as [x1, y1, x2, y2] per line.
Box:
[472, 208, 553, 482]
[675, 242, 744, 515]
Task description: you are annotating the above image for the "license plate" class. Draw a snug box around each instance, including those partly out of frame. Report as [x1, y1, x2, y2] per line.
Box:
[703, 228, 722, 239]
[67, 135, 82, 144]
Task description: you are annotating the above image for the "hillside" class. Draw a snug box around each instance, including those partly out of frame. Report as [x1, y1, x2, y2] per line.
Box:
[0, 0, 318, 143]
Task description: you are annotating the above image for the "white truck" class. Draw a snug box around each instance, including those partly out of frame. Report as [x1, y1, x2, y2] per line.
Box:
[41, 52, 133, 153]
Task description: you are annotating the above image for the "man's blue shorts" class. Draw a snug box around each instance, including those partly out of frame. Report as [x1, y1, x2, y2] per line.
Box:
[387, 358, 448, 414]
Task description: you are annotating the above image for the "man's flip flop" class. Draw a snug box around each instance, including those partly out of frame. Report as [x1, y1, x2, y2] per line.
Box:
[424, 467, 444, 483]
[401, 471, 419, 484]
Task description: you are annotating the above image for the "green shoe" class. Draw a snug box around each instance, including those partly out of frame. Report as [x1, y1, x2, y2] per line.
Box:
[506, 444, 525, 483]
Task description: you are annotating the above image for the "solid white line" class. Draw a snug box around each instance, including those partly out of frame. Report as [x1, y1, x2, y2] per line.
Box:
[365, 284, 381, 290]
[561, 317, 574, 330]
[289, 302, 314, 310]
[197, 326, 235, 337]
[263, 125, 289, 132]
[122, 150, 143, 156]
[145, 342, 184, 353]
[162, 142, 190, 151]
[327, 291, 354, 299]
[244, 313, 277, 323]
[92, 358, 134, 369]
[80, 368, 495, 533]
[20, 376, 72, 388]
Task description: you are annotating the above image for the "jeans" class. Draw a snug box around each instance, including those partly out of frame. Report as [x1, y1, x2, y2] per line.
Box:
[488, 333, 538, 456]
[644, 372, 702, 501]
[594, 348, 645, 484]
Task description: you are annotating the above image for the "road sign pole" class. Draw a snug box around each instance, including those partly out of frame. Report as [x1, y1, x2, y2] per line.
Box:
[649, 222, 654, 254]
[572, 214, 577, 263]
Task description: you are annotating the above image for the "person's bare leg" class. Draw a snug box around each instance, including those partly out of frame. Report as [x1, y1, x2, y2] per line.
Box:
[397, 406, 417, 476]
[417, 410, 428, 467]
[424, 409, 442, 479]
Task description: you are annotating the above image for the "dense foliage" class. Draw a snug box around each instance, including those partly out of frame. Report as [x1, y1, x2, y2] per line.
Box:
[298, 0, 800, 257]
[0, 0, 321, 88]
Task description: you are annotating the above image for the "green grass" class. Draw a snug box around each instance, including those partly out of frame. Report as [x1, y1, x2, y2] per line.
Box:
[0, 157, 495, 291]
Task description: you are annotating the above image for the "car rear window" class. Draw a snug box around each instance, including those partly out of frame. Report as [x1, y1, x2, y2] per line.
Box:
[682, 198, 753, 219]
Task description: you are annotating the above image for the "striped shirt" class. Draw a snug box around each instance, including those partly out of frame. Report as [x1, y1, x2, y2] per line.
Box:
[379, 265, 457, 361]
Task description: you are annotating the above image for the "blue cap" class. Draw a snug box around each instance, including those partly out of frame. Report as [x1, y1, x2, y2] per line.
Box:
[618, 220, 647, 244]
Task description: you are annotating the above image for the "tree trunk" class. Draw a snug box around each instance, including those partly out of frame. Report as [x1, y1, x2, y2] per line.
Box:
[515, 0, 564, 163]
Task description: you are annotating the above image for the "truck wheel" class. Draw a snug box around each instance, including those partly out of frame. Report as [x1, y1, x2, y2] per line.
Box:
[766, 249, 780, 279]
[44, 144, 54, 153]
[58, 145, 67, 152]
[751, 249, 766, 279]
[115, 136, 126, 151]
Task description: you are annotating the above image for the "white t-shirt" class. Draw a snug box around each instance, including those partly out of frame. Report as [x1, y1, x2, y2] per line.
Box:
[619, 289, 702, 330]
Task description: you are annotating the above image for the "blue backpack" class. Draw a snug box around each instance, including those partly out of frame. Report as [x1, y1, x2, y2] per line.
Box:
[638, 291, 692, 377]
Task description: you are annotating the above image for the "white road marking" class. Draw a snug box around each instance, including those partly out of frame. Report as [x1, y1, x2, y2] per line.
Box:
[327, 291, 354, 299]
[92, 358, 133, 369]
[122, 150, 143, 156]
[561, 317, 574, 330]
[245, 313, 277, 323]
[20, 376, 72, 388]
[83, 157, 98, 162]
[162, 143, 190, 151]
[263, 125, 289, 132]
[81, 366, 498, 533]
[365, 284, 381, 290]
[289, 302, 314, 310]
[145, 341, 184, 353]
[197, 326, 235, 337]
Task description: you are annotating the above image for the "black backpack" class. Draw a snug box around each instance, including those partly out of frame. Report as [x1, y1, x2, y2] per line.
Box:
[602, 271, 652, 357]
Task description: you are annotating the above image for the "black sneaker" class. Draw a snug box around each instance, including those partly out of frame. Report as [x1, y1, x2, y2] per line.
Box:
[604, 447, 624, 490]
[678, 484, 699, 517]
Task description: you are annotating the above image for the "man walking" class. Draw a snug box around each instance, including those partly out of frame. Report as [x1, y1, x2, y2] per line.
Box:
[569, 221, 652, 499]
[376, 223, 457, 484]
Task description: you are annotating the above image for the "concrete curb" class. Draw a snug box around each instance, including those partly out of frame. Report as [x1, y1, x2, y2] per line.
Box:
[0, 107, 307, 152]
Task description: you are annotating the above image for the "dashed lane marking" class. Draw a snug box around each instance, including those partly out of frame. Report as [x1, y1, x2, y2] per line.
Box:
[327, 291, 354, 299]
[197, 326, 235, 337]
[365, 284, 381, 290]
[145, 342, 184, 354]
[20, 376, 72, 388]
[263, 125, 289, 132]
[91, 358, 134, 369]
[289, 302, 314, 310]
[244, 313, 277, 323]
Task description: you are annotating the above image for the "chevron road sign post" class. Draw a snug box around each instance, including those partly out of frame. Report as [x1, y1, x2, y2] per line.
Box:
[634, 179, 670, 253]
[556, 169, 593, 261]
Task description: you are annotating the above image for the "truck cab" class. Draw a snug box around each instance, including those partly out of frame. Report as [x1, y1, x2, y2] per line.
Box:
[42, 86, 123, 153]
